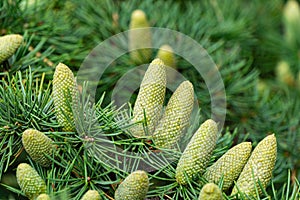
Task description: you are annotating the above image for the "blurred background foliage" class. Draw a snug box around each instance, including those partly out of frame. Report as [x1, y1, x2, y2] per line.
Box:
[0, 0, 300, 199]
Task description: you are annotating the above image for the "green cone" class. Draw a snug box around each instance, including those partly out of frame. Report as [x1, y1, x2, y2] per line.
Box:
[203, 142, 252, 190]
[153, 81, 194, 148]
[131, 58, 166, 137]
[275, 61, 295, 86]
[16, 163, 46, 200]
[0, 34, 23, 63]
[22, 129, 54, 167]
[283, 0, 300, 46]
[114, 170, 149, 200]
[175, 119, 218, 185]
[199, 183, 223, 200]
[129, 9, 152, 64]
[53, 63, 77, 131]
[80, 190, 101, 200]
[36, 194, 51, 200]
[156, 45, 176, 69]
[231, 134, 277, 198]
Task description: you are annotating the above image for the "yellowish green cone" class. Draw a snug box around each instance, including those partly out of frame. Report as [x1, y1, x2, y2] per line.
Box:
[16, 163, 46, 200]
[129, 9, 152, 64]
[231, 134, 277, 198]
[199, 183, 223, 200]
[283, 0, 300, 46]
[114, 170, 149, 200]
[53, 63, 77, 131]
[156, 45, 176, 69]
[175, 119, 218, 185]
[203, 142, 252, 190]
[36, 194, 51, 200]
[131, 58, 166, 137]
[153, 81, 194, 148]
[276, 61, 295, 86]
[80, 190, 101, 200]
[22, 129, 54, 167]
[0, 34, 23, 63]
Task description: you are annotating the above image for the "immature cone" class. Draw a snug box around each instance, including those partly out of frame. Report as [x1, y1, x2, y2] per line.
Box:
[157, 45, 176, 69]
[131, 59, 166, 137]
[36, 194, 51, 200]
[114, 170, 149, 200]
[203, 142, 252, 190]
[16, 163, 46, 200]
[0, 34, 23, 63]
[22, 129, 54, 167]
[276, 61, 295, 86]
[153, 81, 194, 148]
[81, 190, 101, 200]
[129, 9, 152, 64]
[53, 63, 77, 131]
[199, 183, 223, 200]
[231, 134, 277, 198]
[175, 119, 218, 185]
[157, 45, 177, 82]
[283, 0, 300, 46]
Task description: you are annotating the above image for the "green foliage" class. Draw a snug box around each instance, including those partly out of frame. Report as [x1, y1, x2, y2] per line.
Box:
[0, 0, 300, 199]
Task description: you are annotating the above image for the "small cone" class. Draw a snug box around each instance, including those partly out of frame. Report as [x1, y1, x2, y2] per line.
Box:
[22, 129, 54, 167]
[80, 190, 101, 200]
[283, 0, 300, 46]
[129, 9, 152, 64]
[153, 81, 194, 148]
[203, 142, 252, 190]
[114, 170, 149, 200]
[231, 134, 277, 198]
[175, 119, 218, 185]
[53, 63, 78, 131]
[131, 58, 166, 137]
[36, 194, 51, 200]
[156, 45, 176, 69]
[16, 163, 46, 200]
[275, 61, 295, 86]
[199, 183, 223, 200]
[0, 34, 23, 63]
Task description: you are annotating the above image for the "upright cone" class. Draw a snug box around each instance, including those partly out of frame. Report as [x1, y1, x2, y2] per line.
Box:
[80, 190, 101, 200]
[36, 194, 51, 200]
[153, 81, 194, 148]
[53, 63, 78, 131]
[22, 129, 54, 167]
[16, 163, 46, 200]
[131, 58, 166, 137]
[203, 142, 252, 190]
[231, 134, 277, 198]
[129, 9, 152, 64]
[175, 119, 218, 185]
[0, 34, 23, 63]
[199, 183, 223, 200]
[114, 170, 149, 200]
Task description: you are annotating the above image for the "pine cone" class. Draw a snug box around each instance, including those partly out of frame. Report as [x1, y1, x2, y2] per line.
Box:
[129, 9, 152, 64]
[53, 63, 78, 132]
[16, 163, 46, 200]
[231, 134, 277, 198]
[156, 45, 176, 69]
[81, 190, 101, 200]
[153, 81, 194, 148]
[199, 183, 223, 200]
[114, 170, 149, 200]
[203, 142, 252, 190]
[36, 194, 51, 200]
[131, 58, 166, 137]
[175, 119, 218, 185]
[22, 129, 54, 167]
[0, 34, 23, 63]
